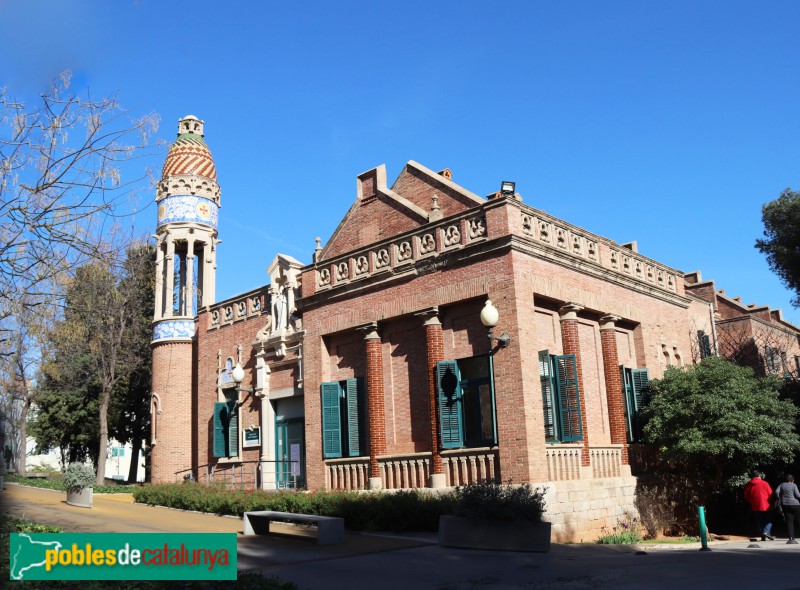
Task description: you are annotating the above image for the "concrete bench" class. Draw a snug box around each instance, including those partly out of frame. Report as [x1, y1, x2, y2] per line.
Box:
[242, 511, 345, 545]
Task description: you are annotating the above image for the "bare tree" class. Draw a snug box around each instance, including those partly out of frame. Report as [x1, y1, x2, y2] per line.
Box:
[0, 70, 160, 350]
[689, 317, 800, 378]
[0, 292, 57, 475]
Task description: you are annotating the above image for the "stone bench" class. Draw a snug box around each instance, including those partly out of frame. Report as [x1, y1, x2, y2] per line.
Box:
[242, 511, 345, 545]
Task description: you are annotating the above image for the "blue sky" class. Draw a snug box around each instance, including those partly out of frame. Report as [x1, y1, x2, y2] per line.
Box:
[3, 1, 800, 323]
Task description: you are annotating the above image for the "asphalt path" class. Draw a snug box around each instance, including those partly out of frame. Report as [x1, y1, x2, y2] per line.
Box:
[3, 483, 799, 589]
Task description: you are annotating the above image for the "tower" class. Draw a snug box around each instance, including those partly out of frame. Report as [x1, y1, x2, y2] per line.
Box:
[150, 115, 220, 483]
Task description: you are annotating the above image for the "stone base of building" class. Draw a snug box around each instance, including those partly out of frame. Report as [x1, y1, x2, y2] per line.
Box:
[542, 475, 638, 543]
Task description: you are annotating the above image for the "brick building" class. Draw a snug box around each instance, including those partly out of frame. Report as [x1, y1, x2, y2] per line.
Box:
[150, 117, 800, 541]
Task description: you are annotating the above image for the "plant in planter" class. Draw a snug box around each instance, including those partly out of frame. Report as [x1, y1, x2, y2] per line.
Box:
[63, 463, 95, 508]
[439, 480, 551, 552]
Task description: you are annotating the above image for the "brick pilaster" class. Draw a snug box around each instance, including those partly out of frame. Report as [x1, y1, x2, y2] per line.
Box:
[363, 325, 386, 482]
[599, 315, 629, 465]
[558, 302, 590, 467]
[421, 310, 444, 477]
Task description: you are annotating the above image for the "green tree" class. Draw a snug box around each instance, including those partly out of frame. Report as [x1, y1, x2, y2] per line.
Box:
[642, 356, 799, 484]
[756, 188, 800, 306]
[31, 242, 154, 484]
[108, 243, 155, 482]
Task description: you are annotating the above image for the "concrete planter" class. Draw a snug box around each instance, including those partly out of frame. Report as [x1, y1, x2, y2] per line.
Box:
[66, 487, 93, 508]
[439, 515, 551, 552]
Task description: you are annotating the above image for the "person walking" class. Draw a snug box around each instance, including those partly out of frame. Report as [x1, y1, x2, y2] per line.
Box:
[744, 469, 774, 541]
[774, 474, 800, 544]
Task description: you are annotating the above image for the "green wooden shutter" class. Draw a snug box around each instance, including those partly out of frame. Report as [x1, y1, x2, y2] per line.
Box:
[554, 354, 583, 442]
[621, 366, 635, 443]
[437, 360, 464, 449]
[630, 368, 650, 442]
[227, 399, 239, 456]
[539, 350, 558, 441]
[345, 378, 361, 457]
[213, 402, 227, 458]
[321, 382, 343, 459]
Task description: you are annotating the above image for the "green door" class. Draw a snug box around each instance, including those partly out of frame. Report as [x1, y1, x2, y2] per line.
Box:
[276, 418, 305, 489]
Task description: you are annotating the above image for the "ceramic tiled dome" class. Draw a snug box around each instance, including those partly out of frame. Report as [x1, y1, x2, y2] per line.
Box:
[161, 115, 217, 181]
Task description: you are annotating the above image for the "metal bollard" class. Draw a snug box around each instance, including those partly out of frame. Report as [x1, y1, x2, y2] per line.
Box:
[698, 506, 712, 551]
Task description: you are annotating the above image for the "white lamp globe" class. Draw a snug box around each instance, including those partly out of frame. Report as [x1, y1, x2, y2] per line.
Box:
[480, 300, 500, 327]
[231, 363, 246, 384]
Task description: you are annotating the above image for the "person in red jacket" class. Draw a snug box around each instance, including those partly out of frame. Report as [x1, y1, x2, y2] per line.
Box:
[744, 469, 774, 541]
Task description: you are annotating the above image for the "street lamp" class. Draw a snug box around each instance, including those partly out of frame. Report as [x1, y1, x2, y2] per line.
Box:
[480, 300, 511, 348]
[231, 363, 254, 409]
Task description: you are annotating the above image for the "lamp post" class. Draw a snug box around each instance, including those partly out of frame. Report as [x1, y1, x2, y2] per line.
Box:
[480, 300, 511, 348]
[231, 363, 254, 408]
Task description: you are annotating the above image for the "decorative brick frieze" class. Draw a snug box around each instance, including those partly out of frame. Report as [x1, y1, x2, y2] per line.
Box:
[517, 204, 681, 297]
[207, 287, 267, 330]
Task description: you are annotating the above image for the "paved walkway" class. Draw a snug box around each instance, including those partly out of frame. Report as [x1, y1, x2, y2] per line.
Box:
[3, 483, 799, 589]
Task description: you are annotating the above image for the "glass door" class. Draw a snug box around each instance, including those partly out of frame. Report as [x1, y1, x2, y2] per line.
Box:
[276, 418, 305, 489]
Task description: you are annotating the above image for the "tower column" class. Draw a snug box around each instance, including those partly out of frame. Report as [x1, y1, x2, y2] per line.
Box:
[165, 239, 176, 318]
[154, 239, 165, 319]
[185, 238, 195, 316]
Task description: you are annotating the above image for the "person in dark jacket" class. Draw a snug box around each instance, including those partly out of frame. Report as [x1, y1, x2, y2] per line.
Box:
[774, 474, 800, 544]
[744, 469, 774, 541]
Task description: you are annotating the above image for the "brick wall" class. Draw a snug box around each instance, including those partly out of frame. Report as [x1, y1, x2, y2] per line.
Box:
[150, 340, 194, 483]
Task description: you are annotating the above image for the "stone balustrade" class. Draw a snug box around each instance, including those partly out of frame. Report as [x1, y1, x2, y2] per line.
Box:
[441, 448, 499, 487]
[545, 445, 625, 481]
[545, 445, 583, 481]
[379, 453, 432, 489]
[589, 445, 624, 479]
[324, 448, 500, 490]
[325, 457, 370, 490]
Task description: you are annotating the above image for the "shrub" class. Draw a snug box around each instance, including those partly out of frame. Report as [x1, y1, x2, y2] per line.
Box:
[132, 483, 455, 531]
[596, 513, 644, 544]
[451, 480, 546, 522]
[63, 463, 96, 491]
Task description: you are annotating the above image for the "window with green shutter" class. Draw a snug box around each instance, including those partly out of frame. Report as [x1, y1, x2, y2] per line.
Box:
[436, 356, 495, 450]
[437, 361, 464, 449]
[539, 350, 558, 442]
[320, 378, 365, 459]
[538, 351, 584, 443]
[213, 402, 227, 458]
[621, 366, 650, 443]
[224, 388, 239, 456]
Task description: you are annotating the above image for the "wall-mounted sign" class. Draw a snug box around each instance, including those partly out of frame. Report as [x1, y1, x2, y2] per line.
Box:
[243, 427, 261, 448]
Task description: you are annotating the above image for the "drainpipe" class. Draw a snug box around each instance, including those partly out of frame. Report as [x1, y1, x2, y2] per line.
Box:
[709, 302, 719, 356]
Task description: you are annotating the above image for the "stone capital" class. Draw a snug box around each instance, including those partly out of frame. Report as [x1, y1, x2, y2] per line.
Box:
[558, 302, 584, 320]
[599, 314, 621, 330]
[356, 321, 380, 340]
[414, 306, 440, 326]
